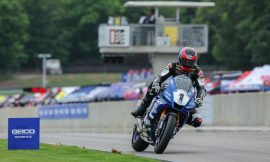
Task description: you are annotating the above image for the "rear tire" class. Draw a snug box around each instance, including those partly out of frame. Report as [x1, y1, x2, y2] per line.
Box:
[131, 125, 149, 152]
[154, 114, 176, 154]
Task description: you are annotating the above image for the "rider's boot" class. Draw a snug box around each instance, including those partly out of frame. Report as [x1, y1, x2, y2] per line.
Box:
[131, 95, 152, 117]
[187, 108, 203, 128]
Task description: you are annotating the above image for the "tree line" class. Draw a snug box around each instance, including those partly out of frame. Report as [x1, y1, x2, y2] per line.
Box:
[195, 0, 270, 69]
[0, 0, 122, 70]
[0, 0, 269, 71]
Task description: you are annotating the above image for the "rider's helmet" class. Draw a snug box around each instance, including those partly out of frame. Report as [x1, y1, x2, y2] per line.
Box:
[178, 47, 198, 72]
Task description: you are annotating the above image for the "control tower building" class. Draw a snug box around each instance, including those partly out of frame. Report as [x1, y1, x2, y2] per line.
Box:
[98, 1, 215, 75]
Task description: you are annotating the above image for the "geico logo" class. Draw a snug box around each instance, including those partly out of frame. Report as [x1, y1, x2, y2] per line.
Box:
[11, 129, 35, 135]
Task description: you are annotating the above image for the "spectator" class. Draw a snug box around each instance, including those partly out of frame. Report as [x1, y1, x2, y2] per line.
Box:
[148, 9, 156, 24]
[145, 9, 156, 45]
[139, 12, 147, 24]
[138, 12, 148, 45]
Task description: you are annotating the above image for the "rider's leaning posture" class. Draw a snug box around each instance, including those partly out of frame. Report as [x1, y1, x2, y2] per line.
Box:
[131, 47, 206, 128]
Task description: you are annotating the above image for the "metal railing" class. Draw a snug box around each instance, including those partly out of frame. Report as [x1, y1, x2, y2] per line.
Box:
[99, 24, 208, 49]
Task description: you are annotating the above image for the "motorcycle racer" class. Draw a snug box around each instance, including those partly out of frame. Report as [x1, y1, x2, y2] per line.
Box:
[131, 47, 206, 128]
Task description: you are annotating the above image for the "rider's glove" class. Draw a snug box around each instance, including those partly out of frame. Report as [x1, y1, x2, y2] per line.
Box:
[151, 82, 160, 95]
[195, 98, 203, 107]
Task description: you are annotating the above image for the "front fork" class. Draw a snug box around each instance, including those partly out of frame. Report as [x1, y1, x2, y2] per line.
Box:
[155, 109, 189, 137]
[155, 109, 167, 138]
[173, 113, 180, 135]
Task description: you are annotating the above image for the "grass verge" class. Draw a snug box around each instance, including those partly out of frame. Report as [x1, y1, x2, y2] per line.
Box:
[0, 139, 156, 162]
[0, 73, 121, 89]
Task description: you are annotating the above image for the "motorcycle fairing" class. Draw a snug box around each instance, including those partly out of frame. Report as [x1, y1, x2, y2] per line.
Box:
[148, 96, 167, 120]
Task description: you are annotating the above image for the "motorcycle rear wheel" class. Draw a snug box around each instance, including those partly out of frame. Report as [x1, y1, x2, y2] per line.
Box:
[131, 124, 149, 152]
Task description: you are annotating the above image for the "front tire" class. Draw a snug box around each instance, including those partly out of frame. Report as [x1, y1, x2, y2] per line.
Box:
[154, 114, 176, 154]
[131, 124, 149, 152]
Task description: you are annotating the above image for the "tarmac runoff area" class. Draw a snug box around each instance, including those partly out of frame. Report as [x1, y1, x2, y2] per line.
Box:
[1, 127, 269, 162]
[37, 127, 270, 162]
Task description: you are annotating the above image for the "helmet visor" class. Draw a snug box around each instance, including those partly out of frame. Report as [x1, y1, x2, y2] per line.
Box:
[182, 59, 196, 68]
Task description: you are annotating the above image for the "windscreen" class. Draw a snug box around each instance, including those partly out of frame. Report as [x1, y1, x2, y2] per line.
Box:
[174, 75, 193, 92]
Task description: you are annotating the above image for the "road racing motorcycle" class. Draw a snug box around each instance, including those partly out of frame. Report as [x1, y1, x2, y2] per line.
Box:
[131, 75, 197, 154]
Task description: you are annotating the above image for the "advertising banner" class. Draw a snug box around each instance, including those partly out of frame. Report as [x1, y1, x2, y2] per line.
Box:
[99, 25, 130, 47]
[8, 118, 40, 150]
[38, 103, 88, 119]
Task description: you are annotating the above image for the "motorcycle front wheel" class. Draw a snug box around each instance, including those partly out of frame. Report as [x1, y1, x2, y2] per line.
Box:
[154, 114, 176, 154]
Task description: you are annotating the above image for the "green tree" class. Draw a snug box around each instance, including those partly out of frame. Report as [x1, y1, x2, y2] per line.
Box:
[0, 0, 29, 70]
[244, 0, 270, 66]
[22, 0, 70, 67]
[194, 0, 270, 70]
[21, 0, 123, 67]
[61, 0, 122, 65]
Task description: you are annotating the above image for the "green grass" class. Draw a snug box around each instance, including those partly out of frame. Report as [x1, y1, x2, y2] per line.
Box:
[0, 139, 156, 162]
[0, 73, 121, 88]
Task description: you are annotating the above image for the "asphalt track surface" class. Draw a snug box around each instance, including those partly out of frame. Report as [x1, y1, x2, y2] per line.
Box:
[40, 131, 270, 162]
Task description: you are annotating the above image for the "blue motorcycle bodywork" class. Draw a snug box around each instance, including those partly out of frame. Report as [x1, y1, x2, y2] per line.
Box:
[148, 75, 196, 132]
